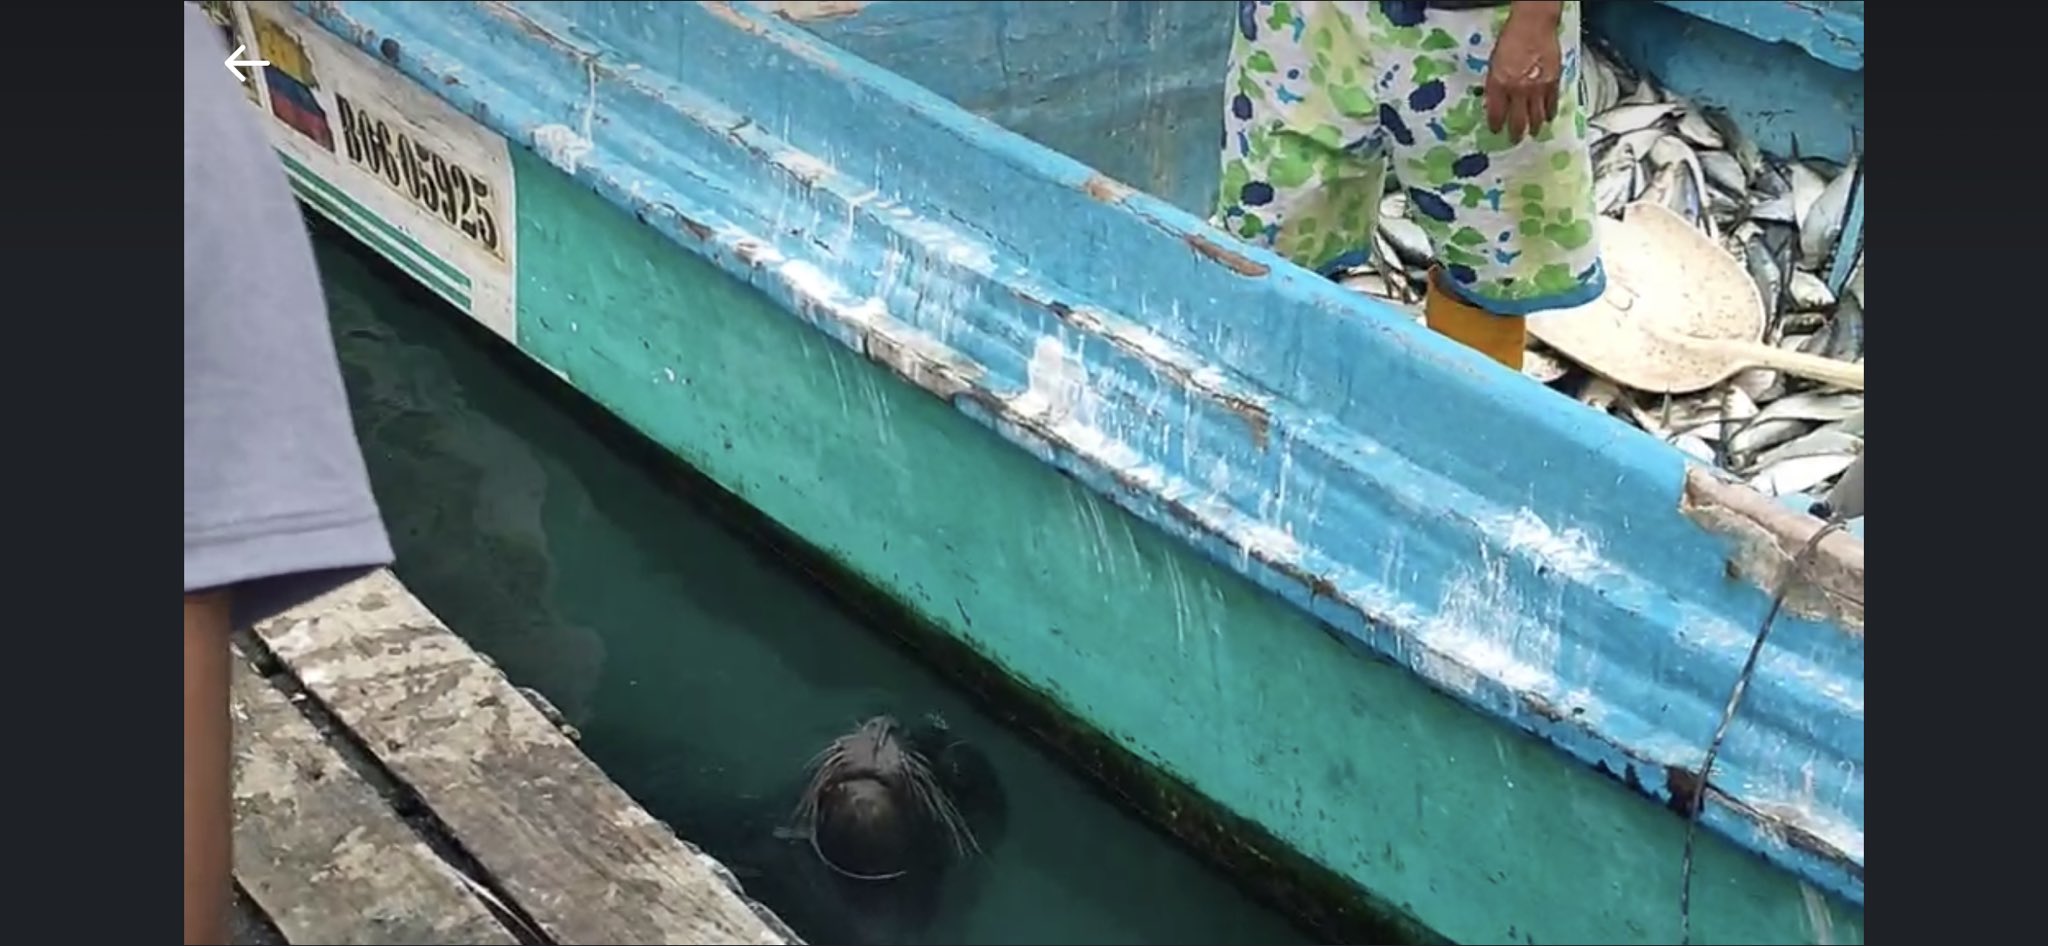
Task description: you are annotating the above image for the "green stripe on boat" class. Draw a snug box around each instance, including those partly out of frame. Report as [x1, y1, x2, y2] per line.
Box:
[276, 150, 472, 291]
[284, 169, 474, 313]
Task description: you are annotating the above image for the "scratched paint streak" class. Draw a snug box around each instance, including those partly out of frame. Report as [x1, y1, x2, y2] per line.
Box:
[1165, 547, 1192, 660]
[1801, 881, 1837, 945]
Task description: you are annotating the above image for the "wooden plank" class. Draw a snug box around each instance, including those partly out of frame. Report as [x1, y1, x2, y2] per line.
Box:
[251, 571, 791, 945]
[229, 654, 517, 945]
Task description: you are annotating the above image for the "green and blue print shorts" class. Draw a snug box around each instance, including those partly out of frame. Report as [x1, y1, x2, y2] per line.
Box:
[1217, 0, 1606, 315]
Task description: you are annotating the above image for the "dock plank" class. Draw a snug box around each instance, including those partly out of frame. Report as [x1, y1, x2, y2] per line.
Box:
[230, 654, 517, 945]
[251, 571, 790, 946]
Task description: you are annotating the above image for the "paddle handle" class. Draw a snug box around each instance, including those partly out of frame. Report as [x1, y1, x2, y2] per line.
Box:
[1703, 339, 1865, 390]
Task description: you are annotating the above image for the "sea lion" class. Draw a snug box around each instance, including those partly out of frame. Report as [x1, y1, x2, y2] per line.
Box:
[781, 713, 1004, 942]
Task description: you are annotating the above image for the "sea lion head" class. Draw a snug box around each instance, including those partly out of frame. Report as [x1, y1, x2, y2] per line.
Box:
[792, 715, 981, 882]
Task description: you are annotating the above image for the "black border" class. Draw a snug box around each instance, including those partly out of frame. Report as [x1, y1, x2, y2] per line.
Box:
[5, 2, 1990, 941]
[29, 1, 180, 939]
[1869, 6, 2021, 940]
[9, 2, 181, 941]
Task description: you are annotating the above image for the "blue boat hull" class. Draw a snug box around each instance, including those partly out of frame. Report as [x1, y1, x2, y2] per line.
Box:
[232, 1, 1865, 940]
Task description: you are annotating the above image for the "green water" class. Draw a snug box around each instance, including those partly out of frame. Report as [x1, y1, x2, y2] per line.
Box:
[315, 230, 1317, 946]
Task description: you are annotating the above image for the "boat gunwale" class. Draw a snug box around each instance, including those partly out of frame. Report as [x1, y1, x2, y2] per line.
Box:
[293, 0, 1865, 911]
[1649, 0, 1864, 73]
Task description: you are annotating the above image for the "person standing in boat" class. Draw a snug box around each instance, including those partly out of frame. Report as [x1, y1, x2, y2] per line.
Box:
[1216, 0, 1605, 370]
[185, 5, 394, 942]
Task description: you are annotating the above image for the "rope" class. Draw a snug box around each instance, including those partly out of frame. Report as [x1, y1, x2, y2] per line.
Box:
[1678, 516, 1850, 945]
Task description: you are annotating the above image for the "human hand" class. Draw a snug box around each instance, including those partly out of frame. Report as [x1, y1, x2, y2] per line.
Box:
[1485, 3, 1564, 144]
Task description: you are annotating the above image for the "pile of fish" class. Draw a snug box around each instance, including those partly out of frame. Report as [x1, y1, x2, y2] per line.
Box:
[1340, 41, 1865, 514]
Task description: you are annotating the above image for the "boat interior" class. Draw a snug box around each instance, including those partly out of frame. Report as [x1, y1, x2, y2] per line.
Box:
[772, 0, 1864, 217]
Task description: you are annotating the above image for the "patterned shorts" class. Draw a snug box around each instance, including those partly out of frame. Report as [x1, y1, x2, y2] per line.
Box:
[1216, 0, 1606, 315]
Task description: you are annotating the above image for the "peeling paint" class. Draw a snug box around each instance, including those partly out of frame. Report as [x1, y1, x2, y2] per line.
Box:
[1182, 232, 1270, 277]
[532, 124, 593, 175]
[1680, 468, 1864, 634]
[1081, 172, 1135, 205]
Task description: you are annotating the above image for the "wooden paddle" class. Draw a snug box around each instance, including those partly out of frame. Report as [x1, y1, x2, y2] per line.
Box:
[1636, 319, 1864, 390]
[1529, 203, 1865, 394]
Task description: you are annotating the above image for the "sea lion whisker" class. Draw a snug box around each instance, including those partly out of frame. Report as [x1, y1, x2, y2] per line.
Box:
[895, 749, 980, 857]
[792, 738, 861, 828]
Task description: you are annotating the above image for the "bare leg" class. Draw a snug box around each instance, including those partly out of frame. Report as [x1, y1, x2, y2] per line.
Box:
[184, 591, 232, 945]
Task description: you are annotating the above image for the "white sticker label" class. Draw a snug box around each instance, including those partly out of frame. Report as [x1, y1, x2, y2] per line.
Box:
[217, 1, 520, 343]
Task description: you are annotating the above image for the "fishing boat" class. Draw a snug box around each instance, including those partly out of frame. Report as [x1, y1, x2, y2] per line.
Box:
[206, 1, 1864, 942]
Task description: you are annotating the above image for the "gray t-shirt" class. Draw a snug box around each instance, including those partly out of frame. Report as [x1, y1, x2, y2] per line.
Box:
[184, 4, 393, 629]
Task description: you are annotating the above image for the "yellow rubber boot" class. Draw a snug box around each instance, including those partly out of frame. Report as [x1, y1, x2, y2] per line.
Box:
[1423, 267, 1525, 372]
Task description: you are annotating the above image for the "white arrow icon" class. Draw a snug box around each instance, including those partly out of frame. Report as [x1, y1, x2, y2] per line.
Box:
[225, 44, 270, 84]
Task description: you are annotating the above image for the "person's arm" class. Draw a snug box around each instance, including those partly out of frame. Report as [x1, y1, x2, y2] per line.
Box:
[183, 6, 394, 942]
[183, 590, 232, 945]
[1507, 1, 1564, 27]
[1487, 1, 1567, 143]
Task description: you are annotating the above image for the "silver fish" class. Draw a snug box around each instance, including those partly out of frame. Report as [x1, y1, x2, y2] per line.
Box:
[1705, 184, 1747, 225]
[1646, 136, 1712, 235]
[1608, 126, 1668, 167]
[1749, 452, 1857, 498]
[1582, 55, 1621, 115]
[1675, 108, 1725, 150]
[1752, 424, 1861, 469]
[1370, 232, 1414, 301]
[1759, 222, 1800, 304]
[1786, 269, 1835, 312]
[1788, 161, 1828, 230]
[1628, 392, 1706, 442]
[1672, 433, 1717, 464]
[1816, 292, 1865, 362]
[1377, 197, 1433, 264]
[1749, 390, 1863, 424]
[1732, 367, 1781, 404]
[1823, 452, 1865, 520]
[1639, 162, 1685, 220]
[1749, 161, 1792, 201]
[1592, 143, 1641, 216]
[1699, 149, 1749, 195]
[1631, 386, 1757, 443]
[1748, 193, 1797, 226]
[1578, 376, 1625, 413]
[1729, 418, 1813, 458]
[1623, 74, 1663, 106]
[1703, 107, 1763, 177]
[1523, 344, 1571, 384]
[1726, 391, 1861, 456]
[1741, 234, 1785, 320]
[1799, 153, 1859, 270]
[1592, 101, 1682, 136]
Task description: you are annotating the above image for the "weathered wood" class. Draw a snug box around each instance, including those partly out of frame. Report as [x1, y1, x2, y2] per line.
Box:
[229, 653, 517, 945]
[252, 571, 790, 945]
[1680, 467, 1865, 634]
